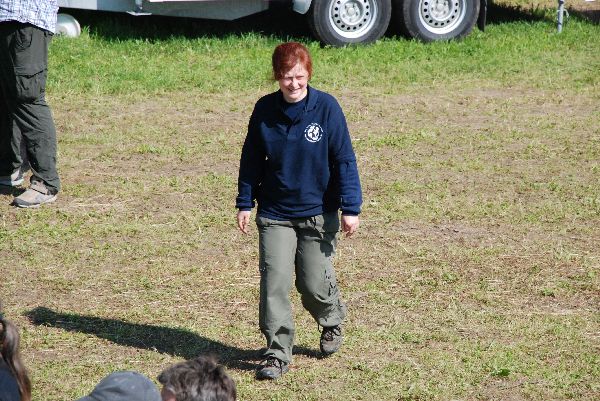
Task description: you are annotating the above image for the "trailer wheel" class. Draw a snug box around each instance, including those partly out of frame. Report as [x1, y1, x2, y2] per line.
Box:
[307, 0, 392, 46]
[56, 14, 81, 37]
[395, 0, 479, 42]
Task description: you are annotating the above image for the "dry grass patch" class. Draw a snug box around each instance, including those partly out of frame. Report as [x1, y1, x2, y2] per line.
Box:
[1, 81, 598, 400]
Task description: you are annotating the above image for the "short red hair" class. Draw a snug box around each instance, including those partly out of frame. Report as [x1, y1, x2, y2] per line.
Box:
[272, 42, 313, 81]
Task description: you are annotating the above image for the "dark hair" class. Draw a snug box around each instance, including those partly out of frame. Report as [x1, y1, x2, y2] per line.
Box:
[0, 312, 32, 401]
[272, 42, 313, 81]
[158, 356, 236, 401]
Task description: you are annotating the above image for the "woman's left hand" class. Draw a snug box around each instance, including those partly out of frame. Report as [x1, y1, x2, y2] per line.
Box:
[341, 215, 359, 237]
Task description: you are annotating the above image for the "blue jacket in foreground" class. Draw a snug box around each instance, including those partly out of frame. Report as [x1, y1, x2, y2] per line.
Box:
[236, 86, 362, 220]
[0, 358, 20, 401]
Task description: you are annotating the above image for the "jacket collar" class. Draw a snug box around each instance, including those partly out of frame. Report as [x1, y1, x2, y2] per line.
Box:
[305, 85, 319, 111]
[276, 85, 320, 113]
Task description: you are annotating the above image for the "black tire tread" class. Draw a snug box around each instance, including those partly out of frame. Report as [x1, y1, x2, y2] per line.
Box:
[307, 0, 392, 46]
[394, 0, 480, 42]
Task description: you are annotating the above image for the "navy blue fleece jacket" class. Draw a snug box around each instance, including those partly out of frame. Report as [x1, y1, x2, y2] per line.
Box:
[236, 86, 362, 220]
[0, 359, 20, 401]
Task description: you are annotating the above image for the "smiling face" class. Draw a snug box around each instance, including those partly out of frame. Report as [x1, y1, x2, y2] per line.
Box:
[278, 62, 309, 103]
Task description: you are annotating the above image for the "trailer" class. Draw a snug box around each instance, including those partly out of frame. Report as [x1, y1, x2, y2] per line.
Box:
[57, 0, 488, 45]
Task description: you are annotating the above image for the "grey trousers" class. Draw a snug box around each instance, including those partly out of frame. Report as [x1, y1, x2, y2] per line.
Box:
[0, 22, 60, 193]
[256, 212, 347, 363]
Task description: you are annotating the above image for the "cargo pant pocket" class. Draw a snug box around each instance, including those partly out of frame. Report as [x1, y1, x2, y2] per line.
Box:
[11, 25, 50, 102]
[14, 27, 34, 51]
[14, 69, 46, 102]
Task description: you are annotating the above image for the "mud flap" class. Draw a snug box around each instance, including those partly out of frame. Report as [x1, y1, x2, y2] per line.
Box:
[478, 0, 487, 31]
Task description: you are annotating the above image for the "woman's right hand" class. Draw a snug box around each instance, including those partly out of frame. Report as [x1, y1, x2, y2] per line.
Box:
[237, 210, 251, 234]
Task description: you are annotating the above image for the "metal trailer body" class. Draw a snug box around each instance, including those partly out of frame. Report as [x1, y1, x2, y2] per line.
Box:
[57, 0, 303, 20]
[57, 0, 489, 45]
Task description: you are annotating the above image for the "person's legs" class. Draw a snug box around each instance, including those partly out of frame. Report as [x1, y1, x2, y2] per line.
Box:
[15, 98, 60, 192]
[294, 213, 347, 346]
[0, 22, 23, 181]
[13, 25, 60, 193]
[0, 105, 24, 186]
[256, 216, 297, 365]
[1, 22, 60, 199]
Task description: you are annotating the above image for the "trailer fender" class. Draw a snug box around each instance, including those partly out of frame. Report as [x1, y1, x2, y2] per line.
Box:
[293, 0, 312, 14]
[478, 0, 487, 31]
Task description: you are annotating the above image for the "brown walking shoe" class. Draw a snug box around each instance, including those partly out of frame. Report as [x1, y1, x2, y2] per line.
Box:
[13, 180, 57, 208]
[320, 325, 343, 356]
[256, 357, 289, 380]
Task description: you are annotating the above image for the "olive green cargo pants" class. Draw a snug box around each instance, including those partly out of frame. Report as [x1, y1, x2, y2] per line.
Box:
[256, 212, 347, 363]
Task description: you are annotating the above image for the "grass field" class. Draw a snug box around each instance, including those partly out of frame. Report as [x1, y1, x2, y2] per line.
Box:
[1, 1, 599, 400]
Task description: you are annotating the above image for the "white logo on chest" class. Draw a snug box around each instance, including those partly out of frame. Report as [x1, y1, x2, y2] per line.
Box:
[304, 123, 323, 143]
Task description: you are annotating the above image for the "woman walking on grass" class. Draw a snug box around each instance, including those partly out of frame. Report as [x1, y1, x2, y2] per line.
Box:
[236, 42, 362, 380]
[0, 311, 32, 401]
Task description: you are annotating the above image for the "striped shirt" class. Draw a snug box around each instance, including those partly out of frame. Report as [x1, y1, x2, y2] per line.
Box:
[0, 0, 59, 33]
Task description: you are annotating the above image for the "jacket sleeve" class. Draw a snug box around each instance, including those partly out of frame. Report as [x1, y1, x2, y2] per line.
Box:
[328, 100, 362, 215]
[236, 105, 264, 210]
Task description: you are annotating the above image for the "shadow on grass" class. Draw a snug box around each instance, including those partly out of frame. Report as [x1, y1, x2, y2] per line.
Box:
[486, 3, 555, 25]
[292, 346, 322, 359]
[570, 7, 600, 25]
[26, 307, 260, 371]
[484, 3, 599, 28]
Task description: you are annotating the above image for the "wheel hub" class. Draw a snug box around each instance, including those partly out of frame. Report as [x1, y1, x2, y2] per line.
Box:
[329, 0, 378, 38]
[419, 0, 466, 34]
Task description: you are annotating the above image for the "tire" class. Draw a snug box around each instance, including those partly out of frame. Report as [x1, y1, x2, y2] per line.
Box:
[395, 0, 480, 42]
[307, 0, 392, 46]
